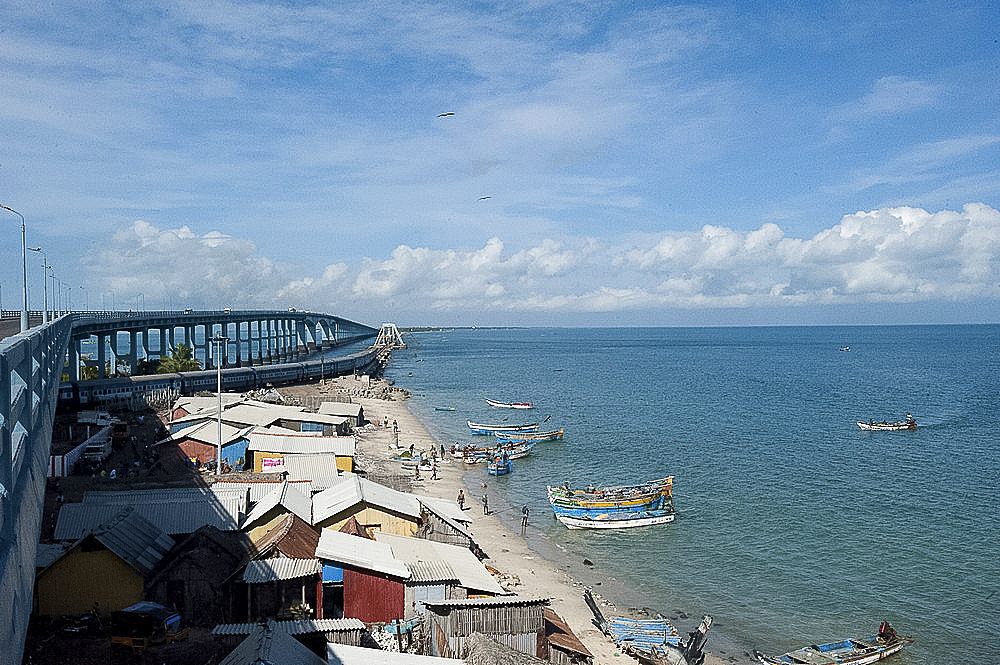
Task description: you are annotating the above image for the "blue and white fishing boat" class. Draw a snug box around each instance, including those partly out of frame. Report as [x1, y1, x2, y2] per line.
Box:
[754, 622, 914, 665]
[548, 476, 674, 519]
[487, 454, 512, 476]
[557, 509, 676, 530]
[495, 428, 564, 443]
[467, 420, 539, 435]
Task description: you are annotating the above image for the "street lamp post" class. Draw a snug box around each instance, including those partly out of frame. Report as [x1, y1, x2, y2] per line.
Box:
[210, 335, 230, 476]
[27, 247, 47, 324]
[1, 203, 29, 332]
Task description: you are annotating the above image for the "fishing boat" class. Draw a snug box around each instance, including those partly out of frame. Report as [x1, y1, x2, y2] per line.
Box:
[584, 589, 712, 665]
[857, 415, 916, 431]
[753, 621, 914, 665]
[452, 441, 536, 462]
[467, 421, 539, 435]
[557, 508, 676, 529]
[487, 454, 512, 476]
[434, 406, 456, 411]
[548, 476, 674, 518]
[495, 428, 564, 443]
[485, 398, 534, 409]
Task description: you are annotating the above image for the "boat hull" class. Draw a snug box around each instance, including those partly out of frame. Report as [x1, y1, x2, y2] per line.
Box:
[467, 421, 538, 435]
[557, 510, 675, 529]
[495, 428, 564, 443]
[485, 398, 533, 409]
[755, 623, 914, 665]
[857, 421, 916, 431]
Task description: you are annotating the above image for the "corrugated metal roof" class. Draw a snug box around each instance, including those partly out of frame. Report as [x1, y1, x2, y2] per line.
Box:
[242, 480, 312, 528]
[421, 595, 549, 608]
[327, 642, 463, 664]
[315, 529, 410, 579]
[54, 490, 243, 539]
[419, 495, 472, 526]
[242, 557, 321, 583]
[212, 618, 365, 636]
[312, 474, 421, 524]
[81, 486, 248, 505]
[213, 479, 313, 503]
[277, 454, 341, 488]
[317, 402, 362, 417]
[92, 506, 176, 574]
[218, 620, 327, 665]
[155, 420, 253, 447]
[247, 432, 355, 455]
[251, 513, 319, 559]
[375, 532, 504, 595]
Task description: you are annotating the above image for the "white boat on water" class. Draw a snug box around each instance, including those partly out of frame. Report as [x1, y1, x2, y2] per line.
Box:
[857, 415, 916, 431]
[485, 398, 533, 409]
[556, 509, 676, 530]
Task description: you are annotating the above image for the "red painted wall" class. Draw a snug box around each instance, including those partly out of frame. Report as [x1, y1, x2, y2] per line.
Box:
[343, 568, 404, 623]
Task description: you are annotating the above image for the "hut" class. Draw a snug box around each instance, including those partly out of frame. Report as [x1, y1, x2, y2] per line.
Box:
[34, 506, 174, 616]
[421, 596, 550, 660]
[144, 525, 251, 627]
[312, 474, 421, 537]
[212, 617, 369, 655]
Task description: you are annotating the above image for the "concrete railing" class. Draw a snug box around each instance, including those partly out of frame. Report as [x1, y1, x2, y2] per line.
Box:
[0, 317, 73, 665]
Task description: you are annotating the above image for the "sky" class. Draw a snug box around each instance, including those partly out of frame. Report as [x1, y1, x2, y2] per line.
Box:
[1, 1, 998, 327]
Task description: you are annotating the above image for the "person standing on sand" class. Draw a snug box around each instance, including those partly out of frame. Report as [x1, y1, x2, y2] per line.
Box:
[457, 489, 465, 510]
[482, 492, 489, 514]
[521, 504, 529, 528]
[431, 463, 438, 480]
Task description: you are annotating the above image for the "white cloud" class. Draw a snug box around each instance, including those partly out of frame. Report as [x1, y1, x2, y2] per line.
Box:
[81, 204, 1000, 322]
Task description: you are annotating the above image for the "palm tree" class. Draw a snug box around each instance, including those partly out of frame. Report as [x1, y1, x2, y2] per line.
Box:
[158, 343, 203, 373]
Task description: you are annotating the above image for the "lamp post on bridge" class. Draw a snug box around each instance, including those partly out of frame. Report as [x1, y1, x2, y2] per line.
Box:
[27, 247, 48, 324]
[1, 203, 29, 332]
[210, 335, 230, 476]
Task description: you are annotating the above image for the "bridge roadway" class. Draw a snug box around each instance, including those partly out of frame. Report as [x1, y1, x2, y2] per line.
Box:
[0, 309, 379, 665]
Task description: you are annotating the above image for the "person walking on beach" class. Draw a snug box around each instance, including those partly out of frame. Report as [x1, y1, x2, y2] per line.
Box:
[457, 489, 465, 510]
[521, 504, 529, 529]
[482, 492, 489, 515]
[431, 463, 438, 480]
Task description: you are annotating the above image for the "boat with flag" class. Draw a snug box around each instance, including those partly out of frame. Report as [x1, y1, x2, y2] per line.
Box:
[467, 420, 539, 435]
[753, 621, 914, 665]
[548, 476, 674, 517]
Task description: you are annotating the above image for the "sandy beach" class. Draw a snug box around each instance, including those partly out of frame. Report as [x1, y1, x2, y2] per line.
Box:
[290, 376, 729, 665]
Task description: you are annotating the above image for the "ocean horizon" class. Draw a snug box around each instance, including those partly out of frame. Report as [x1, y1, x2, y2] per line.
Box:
[384, 324, 999, 665]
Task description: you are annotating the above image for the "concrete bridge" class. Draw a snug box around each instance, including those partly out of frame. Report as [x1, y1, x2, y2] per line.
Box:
[0, 309, 381, 665]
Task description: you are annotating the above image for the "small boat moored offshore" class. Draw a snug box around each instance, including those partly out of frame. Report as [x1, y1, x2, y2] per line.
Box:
[753, 621, 914, 665]
[857, 415, 916, 431]
[434, 406, 456, 411]
[467, 420, 538, 435]
[485, 398, 534, 409]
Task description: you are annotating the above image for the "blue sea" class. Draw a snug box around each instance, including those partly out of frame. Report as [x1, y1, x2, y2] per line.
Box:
[383, 325, 1000, 665]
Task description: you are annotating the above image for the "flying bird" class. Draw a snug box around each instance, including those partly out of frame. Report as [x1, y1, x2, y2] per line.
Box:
[437, 112, 455, 117]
